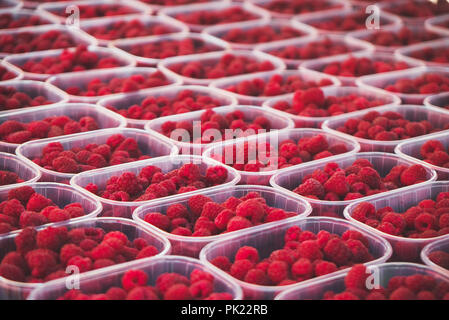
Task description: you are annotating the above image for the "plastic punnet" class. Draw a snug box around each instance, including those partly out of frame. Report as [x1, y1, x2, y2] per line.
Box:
[0, 152, 41, 189]
[421, 237, 449, 275]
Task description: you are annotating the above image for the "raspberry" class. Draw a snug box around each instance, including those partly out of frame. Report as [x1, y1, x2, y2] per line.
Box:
[26, 193, 52, 212]
[324, 238, 353, 266]
[291, 258, 313, 280]
[294, 178, 325, 198]
[211, 256, 232, 272]
[0, 263, 25, 282]
[188, 195, 212, 217]
[414, 213, 436, 232]
[230, 259, 254, 280]
[267, 260, 289, 284]
[244, 269, 268, 285]
[90, 243, 116, 261]
[156, 273, 190, 294]
[36, 227, 68, 251]
[298, 240, 322, 261]
[235, 247, 259, 264]
[226, 216, 252, 232]
[25, 248, 57, 278]
[121, 270, 148, 292]
[59, 244, 84, 264]
[389, 287, 416, 300]
[67, 256, 92, 273]
[324, 172, 349, 197]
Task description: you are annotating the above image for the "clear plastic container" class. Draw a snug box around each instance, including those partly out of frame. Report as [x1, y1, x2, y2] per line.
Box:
[270, 152, 437, 217]
[70, 155, 241, 219]
[28, 255, 242, 300]
[0, 8, 56, 29]
[199, 217, 392, 300]
[424, 92, 449, 110]
[0, 103, 126, 154]
[0, 61, 22, 82]
[203, 128, 360, 185]
[344, 181, 449, 262]
[37, 0, 152, 24]
[46, 67, 181, 104]
[209, 69, 340, 106]
[378, 0, 449, 26]
[0, 152, 41, 189]
[145, 105, 294, 156]
[425, 13, 449, 37]
[109, 32, 230, 67]
[0, 80, 69, 114]
[97, 85, 238, 129]
[158, 1, 270, 33]
[0, 217, 171, 300]
[421, 237, 449, 275]
[356, 66, 449, 104]
[0, 0, 22, 12]
[395, 130, 449, 180]
[395, 38, 449, 68]
[322, 104, 449, 153]
[16, 127, 178, 184]
[262, 86, 400, 128]
[275, 262, 449, 300]
[158, 50, 286, 86]
[133, 185, 312, 258]
[202, 19, 317, 51]
[255, 34, 374, 69]
[0, 24, 97, 59]
[300, 51, 424, 87]
[3, 45, 136, 81]
[79, 14, 188, 47]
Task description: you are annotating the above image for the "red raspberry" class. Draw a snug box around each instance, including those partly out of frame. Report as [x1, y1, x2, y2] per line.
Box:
[122, 270, 148, 291]
[235, 246, 259, 264]
[226, 216, 252, 232]
[298, 240, 323, 261]
[291, 258, 313, 280]
[36, 227, 68, 251]
[294, 178, 325, 198]
[267, 260, 289, 284]
[324, 238, 353, 266]
[211, 256, 232, 272]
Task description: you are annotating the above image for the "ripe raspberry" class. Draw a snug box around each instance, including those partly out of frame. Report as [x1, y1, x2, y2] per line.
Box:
[136, 246, 159, 259]
[26, 193, 52, 212]
[344, 264, 368, 290]
[314, 260, 338, 277]
[67, 256, 92, 273]
[25, 248, 57, 278]
[267, 260, 288, 284]
[211, 256, 232, 272]
[294, 178, 325, 198]
[226, 216, 252, 232]
[324, 238, 353, 266]
[400, 165, 427, 186]
[122, 270, 148, 291]
[36, 227, 68, 251]
[235, 199, 265, 223]
[188, 195, 212, 217]
[144, 213, 171, 232]
[291, 258, 313, 279]
[235, 246, 259, 264]
[244, 269, 268, 285]
[298, 240, 322, 261]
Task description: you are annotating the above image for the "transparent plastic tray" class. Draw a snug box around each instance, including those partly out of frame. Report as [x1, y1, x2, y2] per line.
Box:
[0, 217, 171, 300]
[3, 45, 136, 82]
[344, 181, 449, 262]
[0, 8, 56, 29]
[70, 155, 240, 219]
[133, 185, 312, 258]
[270, 152, 437, 217]
[0, 80, 69, 114]
[424, 92, 449, 110]
[425, 13, 449, 37]
[97, 85, 238, 129]
[275, 262, 449, 300]
[145, 105, 294, 156]
[79, 14, 188, 47]
[203, 128, 360, 186]
[300, 51, 424, 87]
[395, 130, 449, 180]
[158, 49, 286, 86]
[0, 61, 22, 82]
[0, 152, 41, 189]
[262, 86, 400, 128]
[202, 19, 317, 51]
[0, 24, 97, 59]
[255, 33, 374, 69]
[46, 67, 181, 104]
[0, 0, 22, 12]
[209, 69, 340, 106]
[16, 127, 178, 184]
[109, 32, 230, 67]
[322, 104, 449, 153]
[28, 255, 242, 300]
[356, 66, 449, 104]
[378, 0, 449, 26]
[37, 0, 152, 24]
[395, 38, 449, 68]
[0, 103, 126, 154]
[199, 217, 392, 300]
[421, 237, 449, 275]
[158, 1, 270, 33]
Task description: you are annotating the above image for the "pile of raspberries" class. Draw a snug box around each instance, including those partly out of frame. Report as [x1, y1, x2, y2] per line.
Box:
[58, 268, 233, 300]
[384, 73, 449, 95]
[211, 227, 374, 286]
[219, 26, 305, 45]
[0, 116, 100, 144]
[64, 71, 170, 97]
[384, 0, 449, 18]
[20, 45, 123, 75]
[363, 27, 441, 48]
[84, 19, 174, 41]
[224, 74, 333, 97]
[321, 264, 449, 300]
[84, 163, 229, 202]
[307, 12, 383, 32]
[142, 0, 209, 5]
[256, 0, 343, 15]
[272, 88, 388, 118]
[0, 86, 53, 112]
[105, 89, 224, 120]
[49, 4, 139, 19]
[31, 135, 150, 174]
[0, 13, 48, 29]
[319, 56, 410, 78]
[126, 38, 223, 60]
[408, 47, 449, 65]
[0, 66, 17, 81]
[0, 30, 77, 54]
[428, 250, 449, 271]
[0, 171, 23, 187]
[420, 140, 449, 168]
[172, 6, 260, 26]
[0, 225, 160, 283]
[160, 109, 272, 144]
[143, 192, 298, 237]
[352, 194, 449, 239]
[267, 37, 353, 61]
[0, 186, 88, 234]
[293, 159, 429, 201]
[167, 54, 275, 79]
[210, 134, 349, 172]
[335, 110, 447, 141]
